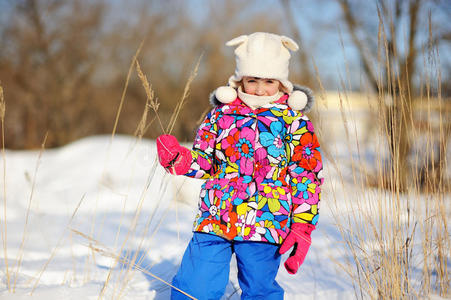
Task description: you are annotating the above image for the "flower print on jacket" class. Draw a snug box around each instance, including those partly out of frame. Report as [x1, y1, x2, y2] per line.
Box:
[221, 127, 256, 176]
[198, 131, 215, 152]
[257, 183, 290, 215]
[292, 132, 321, 171]
[291, 172, 320, 205]
[260, 121, 285, 160]
[184, 92, 323, 244]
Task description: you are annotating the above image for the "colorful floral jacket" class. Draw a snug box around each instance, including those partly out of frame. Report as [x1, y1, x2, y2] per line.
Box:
[184, 90, 323, 244]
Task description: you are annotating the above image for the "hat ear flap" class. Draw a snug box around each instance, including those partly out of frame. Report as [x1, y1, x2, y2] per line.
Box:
[281, 35, 299, 51]
[226, 35, 248, 47]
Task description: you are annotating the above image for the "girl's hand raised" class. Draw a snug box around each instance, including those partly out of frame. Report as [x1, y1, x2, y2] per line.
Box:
[156, 135, 192, 175]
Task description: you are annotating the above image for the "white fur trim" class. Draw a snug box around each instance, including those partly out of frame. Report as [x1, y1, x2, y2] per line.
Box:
[287, 90, 308, 111]
[215, 86, 237, 104]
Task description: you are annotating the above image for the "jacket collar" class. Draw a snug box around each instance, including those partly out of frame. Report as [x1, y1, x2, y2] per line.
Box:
[209, 83, 314, 113]
[216, 94, 290, 116]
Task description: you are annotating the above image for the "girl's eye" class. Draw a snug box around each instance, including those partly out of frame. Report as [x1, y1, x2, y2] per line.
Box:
[247, 80, 256, 83]
[266, 80, 275, 84]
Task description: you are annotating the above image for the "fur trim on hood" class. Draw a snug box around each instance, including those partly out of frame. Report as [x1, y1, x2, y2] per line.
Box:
[209, 84, 315, 113]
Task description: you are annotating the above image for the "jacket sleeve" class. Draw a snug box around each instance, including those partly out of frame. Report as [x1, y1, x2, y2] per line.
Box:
[287, 114, 324, 226]
[184, 108, 218, 179]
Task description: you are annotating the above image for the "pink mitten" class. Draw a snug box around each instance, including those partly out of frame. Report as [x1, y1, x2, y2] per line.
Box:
[279, 223, 315, 274]
[156, 134, 192, 175]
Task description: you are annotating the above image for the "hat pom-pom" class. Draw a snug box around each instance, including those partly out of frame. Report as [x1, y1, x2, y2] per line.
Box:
[287, 90, 308, 111]
[215, 86, 237, 104]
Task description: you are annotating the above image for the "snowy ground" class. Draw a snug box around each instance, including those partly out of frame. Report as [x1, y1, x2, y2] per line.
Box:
[0, 134, 442, 299]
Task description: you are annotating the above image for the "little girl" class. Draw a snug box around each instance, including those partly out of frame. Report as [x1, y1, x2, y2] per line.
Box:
[157, 32, 323, 300]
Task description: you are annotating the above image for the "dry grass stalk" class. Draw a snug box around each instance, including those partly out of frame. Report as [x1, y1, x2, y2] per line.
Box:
[98, 162, 162, 299]
[101, 54, 203, 298]
[357, 86, 445, 298]
[111, 55, 204, 297]
[0, 84, 10, 292]
[135, 60, 165, 136]
[167, 53, 203, 134]
[111, 40, 145, 140]
[321, 7, 451, 297]
[95, 45, 160, 299]
[30, 195, 85, 294]
[13, 132, 48, 292]
[71, 229, 196, 300]
[99, 54, 203, 297]
[110, 173, 167, 298]
[114, 178, 172, 298]
[80, 41, 146, 289]
[0, 86, 5, 121]
[89, 42, 149, 292]
[90, 42, 149, 267]
[325, 42, 450, 300]
[114, 177, 190, 298]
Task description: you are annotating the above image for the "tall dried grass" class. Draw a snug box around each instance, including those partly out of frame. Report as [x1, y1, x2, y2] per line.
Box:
[13, 133, 47, 292]
[324, 12, 450, 300]
[1, 5, 448, 299]
[31, 195, 85, 294]
[0, 38, 200, 298]
[92, 51, 202, 300]
[71, 229, 196, 299]
[0, 84, 10, 292]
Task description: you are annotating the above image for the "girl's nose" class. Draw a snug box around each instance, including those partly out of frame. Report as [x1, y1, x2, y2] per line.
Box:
[255, 82, 265, 96]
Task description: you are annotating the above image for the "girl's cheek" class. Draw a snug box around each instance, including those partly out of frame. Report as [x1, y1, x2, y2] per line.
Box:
[265, 84, 279, 95]
[244, 84, 256, 94]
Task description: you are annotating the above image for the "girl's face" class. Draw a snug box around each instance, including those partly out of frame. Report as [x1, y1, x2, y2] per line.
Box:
[242, 77, 280, 96]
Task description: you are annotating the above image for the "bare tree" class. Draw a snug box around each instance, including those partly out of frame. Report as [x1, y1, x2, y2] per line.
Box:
[0, 0, 196, 148]
[279, 0, 316, 88]
[335, 0, 449, 191]
[0, 0, 106, 148]
[0, 0, 320, 148]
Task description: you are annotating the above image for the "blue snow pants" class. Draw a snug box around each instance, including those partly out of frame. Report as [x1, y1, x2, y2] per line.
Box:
[171, 232, 284, 300]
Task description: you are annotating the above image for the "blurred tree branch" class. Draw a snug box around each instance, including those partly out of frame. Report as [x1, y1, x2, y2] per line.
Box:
[280, 0, 315, 88]
[335, 0, 450, 191]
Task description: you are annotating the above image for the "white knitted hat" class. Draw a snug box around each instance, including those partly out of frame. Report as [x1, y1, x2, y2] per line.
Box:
[215, 32, 309, 111]
[227, 32, 298, 92]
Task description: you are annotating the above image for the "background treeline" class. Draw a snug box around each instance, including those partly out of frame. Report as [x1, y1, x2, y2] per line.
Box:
[0, 0, 449, 149]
